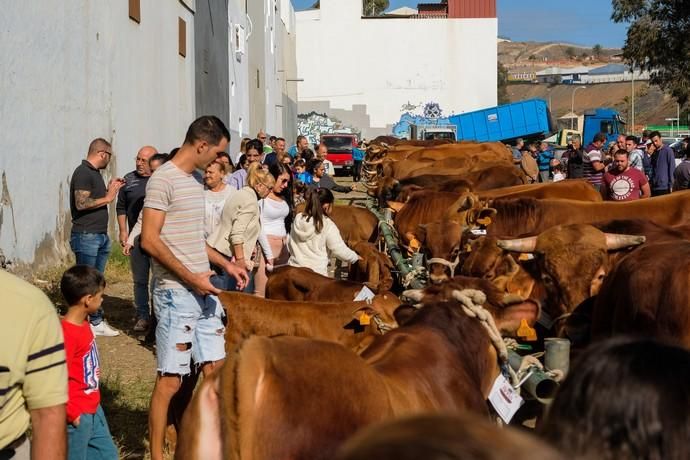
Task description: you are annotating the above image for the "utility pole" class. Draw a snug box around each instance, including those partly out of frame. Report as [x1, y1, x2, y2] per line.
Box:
[631, 63, 635, 135]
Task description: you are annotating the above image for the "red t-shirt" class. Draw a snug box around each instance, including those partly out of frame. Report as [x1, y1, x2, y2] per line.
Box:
[61, 320, 101, 422]
[602, 167, 648, 201]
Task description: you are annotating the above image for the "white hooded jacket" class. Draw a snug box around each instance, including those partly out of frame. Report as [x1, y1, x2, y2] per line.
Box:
[288, 213, 359, 276]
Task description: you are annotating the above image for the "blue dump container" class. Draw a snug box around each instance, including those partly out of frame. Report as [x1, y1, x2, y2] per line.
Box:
[448, 98, 553, 143]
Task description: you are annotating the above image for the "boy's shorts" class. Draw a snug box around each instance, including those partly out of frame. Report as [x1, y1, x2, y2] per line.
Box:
[152, 286, 226, 375]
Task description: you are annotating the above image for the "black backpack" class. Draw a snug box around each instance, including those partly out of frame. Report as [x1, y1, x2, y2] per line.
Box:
[566, 148, 585, 178]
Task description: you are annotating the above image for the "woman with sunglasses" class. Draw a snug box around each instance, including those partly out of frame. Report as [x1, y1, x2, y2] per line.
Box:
[207, 162, 276, 290]
[254, 162, 294, 297]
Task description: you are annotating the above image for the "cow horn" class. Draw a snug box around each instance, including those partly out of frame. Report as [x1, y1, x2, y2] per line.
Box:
[502, 293, 526, 305]
[401, 289, 425, 302]
[604, 233, 646, 250]
[497, 237, 537, 253]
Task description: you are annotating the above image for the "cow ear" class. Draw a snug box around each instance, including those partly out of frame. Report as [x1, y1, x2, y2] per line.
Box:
[476, 207, 497, 226]
[416, 224, 427, 244]
[495, 300, 539, 335]
[393, 304, 420, 326]
[453, 192, 478, 213]
[387, 201, 406, 212]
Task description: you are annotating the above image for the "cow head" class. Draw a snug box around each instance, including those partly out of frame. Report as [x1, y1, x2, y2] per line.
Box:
[416, 220, 464, 284]
[497, 224, 645, 334]
[366, 176, 402, 207]
[347, 293, 402, 353]
[461, 236, 536, 302]
[349, 242, 395, 292]
[402, 276, 540, 336]
[445, 192, 497, 231]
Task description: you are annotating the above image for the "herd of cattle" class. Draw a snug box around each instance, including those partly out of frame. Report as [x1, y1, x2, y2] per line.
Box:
[176, 137, 690, 459]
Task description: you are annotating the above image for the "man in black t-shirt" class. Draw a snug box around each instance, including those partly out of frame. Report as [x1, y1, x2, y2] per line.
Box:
[116, 145, 157, 332]
[69, 137, 124, 336]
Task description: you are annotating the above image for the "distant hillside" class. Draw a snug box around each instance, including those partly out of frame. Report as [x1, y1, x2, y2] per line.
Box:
[507, 82, 679, 133]
[499, 40, 621, 68]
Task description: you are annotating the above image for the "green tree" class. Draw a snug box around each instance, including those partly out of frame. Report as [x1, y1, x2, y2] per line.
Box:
[363, 0, 389, 15]
[497, 62, 510, 104]
[565, 47, 576, 60]
[612, 0, 690, 104]
[592, 44, 603, 59]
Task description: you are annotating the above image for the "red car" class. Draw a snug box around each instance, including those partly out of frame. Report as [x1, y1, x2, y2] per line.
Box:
[320, 134, 358, 176]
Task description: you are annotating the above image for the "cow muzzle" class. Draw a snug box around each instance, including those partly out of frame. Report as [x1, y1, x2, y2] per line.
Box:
[427, 255, 460, 284]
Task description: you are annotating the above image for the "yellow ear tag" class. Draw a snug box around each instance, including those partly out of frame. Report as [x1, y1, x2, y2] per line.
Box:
[464, 243, 472, 253]
[518, 253, 531, 261]
[517, 319, 537, 342]
[409, 238, 421, 254]
[476, 217, 493, 226]
[359, 312, 371, 326]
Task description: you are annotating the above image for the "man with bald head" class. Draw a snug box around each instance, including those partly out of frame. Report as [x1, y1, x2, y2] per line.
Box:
[117, 145, 158, 332]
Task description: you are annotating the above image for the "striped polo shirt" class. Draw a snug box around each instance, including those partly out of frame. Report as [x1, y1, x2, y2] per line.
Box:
[0, 271, 67, 449]
[583, 144, 604, 186]
[144, 161, 209, 289]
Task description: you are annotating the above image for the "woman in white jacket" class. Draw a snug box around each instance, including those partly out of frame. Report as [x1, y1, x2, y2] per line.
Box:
[288, 188, 360, 276]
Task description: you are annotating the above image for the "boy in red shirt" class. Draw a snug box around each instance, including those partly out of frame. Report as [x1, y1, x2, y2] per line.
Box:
[60, 265, 118, 459]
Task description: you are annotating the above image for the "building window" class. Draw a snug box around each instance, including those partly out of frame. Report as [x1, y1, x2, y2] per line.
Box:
[129, 0, 141, 23]
[179, 18, 186, 58]
[257, 69, 260, 89]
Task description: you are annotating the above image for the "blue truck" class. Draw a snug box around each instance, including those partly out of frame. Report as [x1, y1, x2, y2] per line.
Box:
[414, 99, 624, 146]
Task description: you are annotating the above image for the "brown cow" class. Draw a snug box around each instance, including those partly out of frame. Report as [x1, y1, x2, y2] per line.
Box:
[336, 414, 565, 460]
[591, 240, 690, 348]
[482, 191, 690, 238]
[219, 290, 401, 354]
[296, 203, 379, 246]
[177, 277, 539, 460]
[477, 179, 602, 202]
[463, 220, 690, 337]
[348, 242, 395, 292]
[267, 266, 393, 301]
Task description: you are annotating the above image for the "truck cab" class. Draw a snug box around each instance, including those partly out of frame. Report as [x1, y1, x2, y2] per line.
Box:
[582, 108, 625, 145]
[409, 124, 457, 141]
[320, 134, 358, 175]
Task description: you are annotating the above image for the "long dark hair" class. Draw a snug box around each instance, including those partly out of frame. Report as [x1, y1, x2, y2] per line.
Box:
[539, 337, 690, 460]
[268, 162, 294, 232]
[302, 188, 334, 233]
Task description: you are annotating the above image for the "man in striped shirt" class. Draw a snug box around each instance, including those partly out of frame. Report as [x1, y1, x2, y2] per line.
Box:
[583, 132, 607, 191]
[0, 270, 68, 459]
[141, 116, 248, 460]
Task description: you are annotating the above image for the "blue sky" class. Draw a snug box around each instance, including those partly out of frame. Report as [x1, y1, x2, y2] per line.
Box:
[290, 0, 628, 48]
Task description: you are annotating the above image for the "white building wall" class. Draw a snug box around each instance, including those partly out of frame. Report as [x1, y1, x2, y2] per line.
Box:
[228, 0, 251, 155]
[0, 1, 195, 267]
[295, 0, 497, 138]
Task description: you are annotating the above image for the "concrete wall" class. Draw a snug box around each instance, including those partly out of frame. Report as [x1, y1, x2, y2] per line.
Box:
[0, 1, 195, 268]
[295, 0, 497, 139]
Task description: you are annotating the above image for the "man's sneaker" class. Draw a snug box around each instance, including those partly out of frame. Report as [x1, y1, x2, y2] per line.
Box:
[133, 318, 150, 333]
[91, 321, 120, 337]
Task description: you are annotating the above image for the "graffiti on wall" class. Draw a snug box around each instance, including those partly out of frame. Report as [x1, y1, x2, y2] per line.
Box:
[392, 101, 453, 138]
[297, 111, 360, 145]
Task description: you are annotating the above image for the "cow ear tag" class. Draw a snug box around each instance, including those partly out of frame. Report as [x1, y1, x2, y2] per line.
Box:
[359, 312, 371, 326]
[518, 253, 532, 261]
[409, 238, 421, 253]
[476, 217, 493, 226]
[517, 319, 537, 341]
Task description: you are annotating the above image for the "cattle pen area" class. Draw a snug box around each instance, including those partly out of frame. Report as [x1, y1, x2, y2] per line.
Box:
[24, 136, 690, 460]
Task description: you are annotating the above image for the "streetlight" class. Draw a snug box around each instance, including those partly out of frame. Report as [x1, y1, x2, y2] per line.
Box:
[571, 86, 587, 130]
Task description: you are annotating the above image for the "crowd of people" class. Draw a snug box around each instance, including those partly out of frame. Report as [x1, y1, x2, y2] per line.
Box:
[3, 116, 690, 459]
[511, 129, 690, 201]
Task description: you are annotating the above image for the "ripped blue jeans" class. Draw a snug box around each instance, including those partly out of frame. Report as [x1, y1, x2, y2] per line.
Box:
[152, 284, 226, 375]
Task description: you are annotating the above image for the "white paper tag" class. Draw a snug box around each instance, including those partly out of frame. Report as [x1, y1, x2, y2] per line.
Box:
[353, 285, 376, 302]
[487, 373, 524, 424]
[470, 229, 487, 235]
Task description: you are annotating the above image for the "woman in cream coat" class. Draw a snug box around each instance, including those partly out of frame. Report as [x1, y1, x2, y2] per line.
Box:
[207, 162, 275, 289]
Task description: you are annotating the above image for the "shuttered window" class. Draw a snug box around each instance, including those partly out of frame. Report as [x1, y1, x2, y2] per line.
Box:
[129, 0, 141, 23]
[179, 18, 186, 57]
